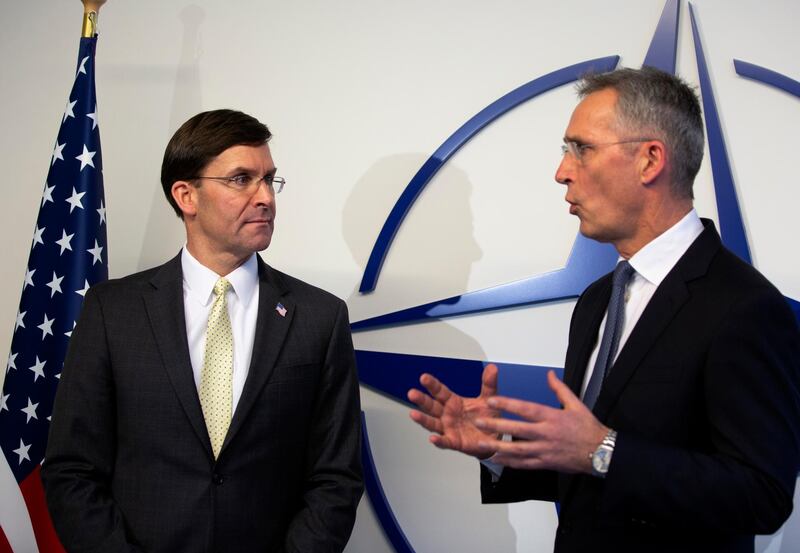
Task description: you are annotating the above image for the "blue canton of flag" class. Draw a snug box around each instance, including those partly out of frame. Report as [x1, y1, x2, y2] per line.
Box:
[0, 36, 107, 553]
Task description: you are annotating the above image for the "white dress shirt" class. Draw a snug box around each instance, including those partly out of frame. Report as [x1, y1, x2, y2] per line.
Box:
[181, 247, 260, 414]
[579, 209, 704, 397]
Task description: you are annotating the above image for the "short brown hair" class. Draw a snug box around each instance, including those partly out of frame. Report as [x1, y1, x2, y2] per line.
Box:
[160, 109, 272, 217]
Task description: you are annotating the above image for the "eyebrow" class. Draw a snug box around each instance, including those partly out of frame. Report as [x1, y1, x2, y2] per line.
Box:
[225, 166, 277, 176]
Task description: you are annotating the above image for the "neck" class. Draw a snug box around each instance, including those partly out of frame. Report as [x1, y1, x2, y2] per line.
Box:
[185, 241, 250, 276]
[615, 199, 693, 259]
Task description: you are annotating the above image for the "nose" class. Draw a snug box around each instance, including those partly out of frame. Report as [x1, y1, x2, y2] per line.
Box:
[252, 178, 275, 208]
[555, 154, 574, 186]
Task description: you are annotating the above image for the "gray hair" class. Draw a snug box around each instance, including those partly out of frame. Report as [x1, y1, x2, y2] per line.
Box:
[577, 66, 704, 200]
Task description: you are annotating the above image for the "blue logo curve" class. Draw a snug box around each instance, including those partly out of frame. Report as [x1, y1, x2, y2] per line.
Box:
[353, 2, 800, 551]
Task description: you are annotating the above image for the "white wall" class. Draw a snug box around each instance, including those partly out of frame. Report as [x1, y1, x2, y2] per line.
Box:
[1, 1, 798, 551]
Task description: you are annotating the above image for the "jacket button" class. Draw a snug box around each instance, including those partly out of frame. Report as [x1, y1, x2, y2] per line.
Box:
[212, 473, 224, 485]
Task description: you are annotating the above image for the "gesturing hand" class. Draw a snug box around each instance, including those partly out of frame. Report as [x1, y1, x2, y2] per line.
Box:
[475, 370, 608, 474]
[408, 364, 500, 459]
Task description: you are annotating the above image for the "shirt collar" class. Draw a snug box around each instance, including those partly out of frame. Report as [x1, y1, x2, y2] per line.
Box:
[626, 209, 704, 287]
[181, 247, 259, 307]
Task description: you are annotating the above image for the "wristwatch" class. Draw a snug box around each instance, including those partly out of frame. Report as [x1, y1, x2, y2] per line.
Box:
[590, 429, 617, 478]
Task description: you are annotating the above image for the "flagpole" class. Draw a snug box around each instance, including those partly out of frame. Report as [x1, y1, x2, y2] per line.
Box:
[81, 0, 107, 38]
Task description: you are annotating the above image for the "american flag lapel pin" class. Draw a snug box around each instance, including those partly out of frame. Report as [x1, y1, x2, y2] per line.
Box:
[275, 302, 287, 317]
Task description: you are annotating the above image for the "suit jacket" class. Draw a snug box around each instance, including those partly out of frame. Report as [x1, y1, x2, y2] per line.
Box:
[482, 220, 800, 553]
[42, 253, 363, 553]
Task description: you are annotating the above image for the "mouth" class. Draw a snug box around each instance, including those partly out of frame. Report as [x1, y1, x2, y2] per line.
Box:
[566, 199, 578, 215]
[246, 218, 272, 225]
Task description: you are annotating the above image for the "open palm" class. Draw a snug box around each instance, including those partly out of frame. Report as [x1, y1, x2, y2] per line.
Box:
[408, 364, 500, 458]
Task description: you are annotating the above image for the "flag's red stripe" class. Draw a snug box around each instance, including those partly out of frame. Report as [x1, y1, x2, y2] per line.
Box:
[0, 526, 12, 553]
[19, 467, 65, 553]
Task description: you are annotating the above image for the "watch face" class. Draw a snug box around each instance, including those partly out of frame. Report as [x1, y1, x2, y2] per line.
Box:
[592, 447, 611, 473]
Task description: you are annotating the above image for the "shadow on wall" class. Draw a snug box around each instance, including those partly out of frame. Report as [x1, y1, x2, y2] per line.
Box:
[138, 4, 205, 269]
[341, 154, 521, 553]
[342, 153, 483, 322]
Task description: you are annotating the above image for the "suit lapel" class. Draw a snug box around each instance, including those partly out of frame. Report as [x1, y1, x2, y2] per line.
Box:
[591, 221, 721, 420]
[143, 253, 213, 455]
[223, 257, 295, 450]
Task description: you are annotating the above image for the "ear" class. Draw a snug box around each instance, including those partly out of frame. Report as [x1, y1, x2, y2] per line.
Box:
[638, 140, 667, 186]
[171, 180, 198, 218]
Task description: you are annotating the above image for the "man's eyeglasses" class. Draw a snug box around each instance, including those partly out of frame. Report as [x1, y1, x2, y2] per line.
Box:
[560, 139, 655, 162]
[191, 174, 286, 194]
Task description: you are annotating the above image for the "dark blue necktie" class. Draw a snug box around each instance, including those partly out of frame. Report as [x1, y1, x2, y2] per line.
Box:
[583, 260, 635, 410]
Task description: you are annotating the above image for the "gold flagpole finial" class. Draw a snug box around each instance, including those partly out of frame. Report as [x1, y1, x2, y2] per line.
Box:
[81, 0, 107, 38]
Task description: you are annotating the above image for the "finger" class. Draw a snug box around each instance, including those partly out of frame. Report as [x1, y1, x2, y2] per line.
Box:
[442, 434, 500, 457]
[432, 433, 492, 454]
[477, 438, 546, 465]
[407, 388, 443, 418]
[475, 417, 543, 440]
[429, 434, 452, 450]
[419, 373, 455, 406]
[487, 396, 555, 422]
[491, 451, 548, 471]
[547, 370, 581, 409]
[480, 363, 499, 398]
[409, 409, 443, 435]
[491, 443, 575, 472]
[486, 437, 553, 465]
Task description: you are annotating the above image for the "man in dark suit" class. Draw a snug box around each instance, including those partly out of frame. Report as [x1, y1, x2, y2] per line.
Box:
[408, 67, 800, 552]
[42, 109, 363, 553]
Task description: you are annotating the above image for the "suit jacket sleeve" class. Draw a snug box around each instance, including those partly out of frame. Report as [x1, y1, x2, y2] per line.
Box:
[602, 284, 800, 534]
[480, 463, 558, 503]
[41, 287, 145, 553]
[282, 300, 364, 553]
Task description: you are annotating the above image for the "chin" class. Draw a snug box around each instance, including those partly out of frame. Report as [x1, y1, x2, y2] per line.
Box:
[578, 223, 609, 244]
[253, 235, 272, 252]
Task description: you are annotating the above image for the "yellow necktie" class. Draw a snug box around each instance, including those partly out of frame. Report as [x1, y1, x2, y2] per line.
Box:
[200, 277, 233, 458]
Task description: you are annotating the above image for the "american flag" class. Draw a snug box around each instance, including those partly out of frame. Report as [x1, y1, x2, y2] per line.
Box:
[0, 36, 107, 553]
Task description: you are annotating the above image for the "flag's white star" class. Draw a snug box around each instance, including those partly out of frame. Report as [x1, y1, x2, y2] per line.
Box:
[65, 320, 76, 338]
[76, 145, 96, 171]
[76, 280, 90, 297]
[97, 200, 106, 225]
[77, 55, 89, 75]
[13, 439, 31, 465]
[65, 187, 86, 213]
[21, 398, 39, 423]
[63, 99, 77, 123]
[0, 393, 9, 412]
[27, 356, 46, 381]
[15, 310, 26, 332]
[46, 272, 64, 298]
[32, 225, 45, 247]
[55, 230, 75, 254]
[52, 141, 66, 166]
[87, 104, 99, 130]
[42, 183, 55, 206]
[23, 267, 35, 289]
[87, 240, 103, 265]
[37, 314, 55, 340]
[6, 352, 17, 373]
